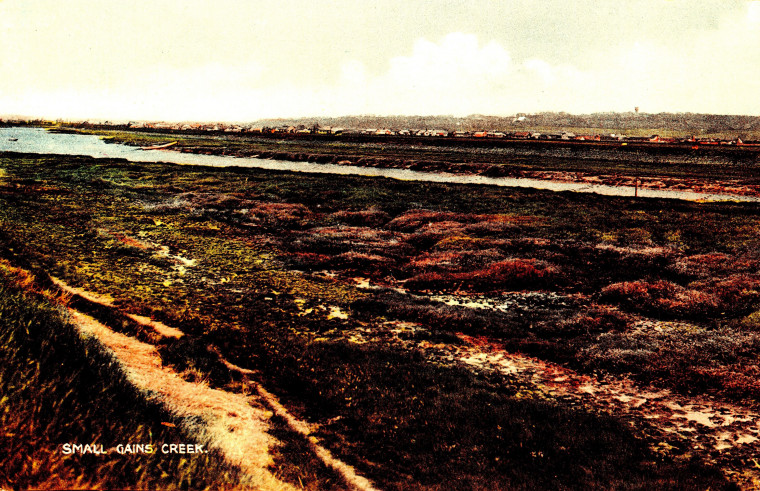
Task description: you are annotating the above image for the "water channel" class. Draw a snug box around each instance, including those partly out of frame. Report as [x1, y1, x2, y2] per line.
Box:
[1, 126, 758, 202]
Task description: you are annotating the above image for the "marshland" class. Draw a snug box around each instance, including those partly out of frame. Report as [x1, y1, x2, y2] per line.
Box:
[3, 126, 760, 489]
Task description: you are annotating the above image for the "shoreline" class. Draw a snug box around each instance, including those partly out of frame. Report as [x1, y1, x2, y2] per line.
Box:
[79, 125, 760, 200]
[165, 142, 760, 200]
[6, 125, 760, 200]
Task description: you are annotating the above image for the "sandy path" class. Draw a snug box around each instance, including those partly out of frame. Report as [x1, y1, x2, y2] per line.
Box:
[53, 274, 378, 491]
[214, 350, 380, 491]
[69, 309, 296, 490]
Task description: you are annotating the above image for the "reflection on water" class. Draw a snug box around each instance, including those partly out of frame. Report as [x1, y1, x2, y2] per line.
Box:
[1, 127, 758, 203]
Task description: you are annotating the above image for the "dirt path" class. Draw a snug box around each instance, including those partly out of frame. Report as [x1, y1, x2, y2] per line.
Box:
[214, 349, 380, 491]
[52, 277, 379, 491]
[69, 309, 296, 490]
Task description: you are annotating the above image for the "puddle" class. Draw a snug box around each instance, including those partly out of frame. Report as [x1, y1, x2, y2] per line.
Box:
[430, 291, 575, 313]
[327, 306, 349, 320]
[157, 245, 196, 267]
[353, 277, 372, 289]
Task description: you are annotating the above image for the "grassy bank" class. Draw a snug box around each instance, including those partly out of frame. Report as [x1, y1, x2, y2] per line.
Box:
[0, 261, 240, 490]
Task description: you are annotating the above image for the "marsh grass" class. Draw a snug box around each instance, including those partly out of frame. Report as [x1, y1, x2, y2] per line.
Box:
[229, 307, 729, 490]
[0, 149, 757, 487]
[0, 264, 240, 490]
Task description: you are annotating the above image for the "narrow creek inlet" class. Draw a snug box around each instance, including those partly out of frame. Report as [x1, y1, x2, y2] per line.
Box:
[3, 126, 759, 202]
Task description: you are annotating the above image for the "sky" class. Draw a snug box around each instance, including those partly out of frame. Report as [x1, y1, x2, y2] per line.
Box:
[2, 0, 760, 122]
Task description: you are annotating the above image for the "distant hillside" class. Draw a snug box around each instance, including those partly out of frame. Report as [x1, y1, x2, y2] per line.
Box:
[252, 112, 760, 138]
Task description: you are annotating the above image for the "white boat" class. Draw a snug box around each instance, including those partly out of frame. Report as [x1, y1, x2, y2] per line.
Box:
[140, 141, 178, 150]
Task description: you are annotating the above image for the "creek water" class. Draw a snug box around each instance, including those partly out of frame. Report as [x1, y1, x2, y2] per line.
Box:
[2, 126, 758, 202]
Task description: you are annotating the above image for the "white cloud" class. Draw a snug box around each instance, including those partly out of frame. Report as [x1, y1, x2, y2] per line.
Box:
[385, 33, 512, 89]
[325, 33, 517, 116]
[319, 33, 620, 117]
[4, 5, 760, 122]
[749, 1, 760, 23]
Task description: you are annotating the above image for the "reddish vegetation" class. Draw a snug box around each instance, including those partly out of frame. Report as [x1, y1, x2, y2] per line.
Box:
[692, 365, 760, 399]
[545, 306, 631, 337]
[328, 209, 391, 228]
[247, 202, 313, 227]
[406, 258, 556, 292]
[408, 251, 471, 271]
[386, 210, 541, 232]
[385, 210, 472, 231]
[598, 271, 760, 319]
[8, 149, 760, 488]
[462, 219, 520, 235]
[284, 207, 558, 294]
[599, 280, 719, 318]
[181, 192, 246, 210]
[99, 229, 151, 250]
[308, 226, 396, 243]
[696, 274, 760, 314]
[334, 251, 394, 271]
[670, 252, 758, 279]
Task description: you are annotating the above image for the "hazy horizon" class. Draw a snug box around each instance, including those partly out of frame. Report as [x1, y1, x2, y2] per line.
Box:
[3, 1, 760, 122]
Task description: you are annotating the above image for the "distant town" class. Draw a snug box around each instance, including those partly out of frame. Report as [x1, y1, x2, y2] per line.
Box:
[4, 111, 760, 146]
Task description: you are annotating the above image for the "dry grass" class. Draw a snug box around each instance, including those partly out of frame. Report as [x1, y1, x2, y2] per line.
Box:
[0, 264, 241, 490]
[69, 309, 296, 491]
